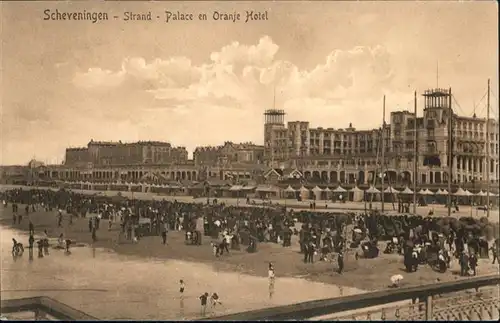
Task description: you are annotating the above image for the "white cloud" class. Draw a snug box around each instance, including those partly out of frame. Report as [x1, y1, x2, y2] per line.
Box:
[70, 35, 402, 152]
[73, 68, 125, 88]
[74, 36, 395, 110]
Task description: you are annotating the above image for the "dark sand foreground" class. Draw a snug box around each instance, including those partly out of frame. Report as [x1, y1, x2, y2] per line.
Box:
[1, 205, 498, 292]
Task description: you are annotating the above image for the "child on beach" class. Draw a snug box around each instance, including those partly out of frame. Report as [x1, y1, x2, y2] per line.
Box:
[268, 263, 275, 286]
[268, 263, 275, 298]
[210, 293, 222, 308]
[58, 234, 64, 249]
[211, 242, 219, 257]
[65, 239, 72, 253]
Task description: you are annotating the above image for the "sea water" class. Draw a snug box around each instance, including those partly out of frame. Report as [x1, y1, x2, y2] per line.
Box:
[0, 225, 366, 320]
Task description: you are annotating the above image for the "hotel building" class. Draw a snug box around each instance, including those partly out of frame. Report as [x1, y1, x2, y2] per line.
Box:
[264, 88, 499, 186]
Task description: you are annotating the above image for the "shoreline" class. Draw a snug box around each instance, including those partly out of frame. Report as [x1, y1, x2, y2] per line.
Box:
[2, 202, 498, 293]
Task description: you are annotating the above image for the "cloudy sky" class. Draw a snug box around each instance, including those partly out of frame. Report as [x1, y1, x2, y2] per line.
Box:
[1, 1, 498, 165]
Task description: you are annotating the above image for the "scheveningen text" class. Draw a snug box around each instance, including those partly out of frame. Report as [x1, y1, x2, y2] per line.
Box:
[43, 9, 109, 24]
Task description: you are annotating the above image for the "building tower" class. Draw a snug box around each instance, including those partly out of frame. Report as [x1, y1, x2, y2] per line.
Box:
[422, 88, 452, 182]
[264, 109, 286, 166]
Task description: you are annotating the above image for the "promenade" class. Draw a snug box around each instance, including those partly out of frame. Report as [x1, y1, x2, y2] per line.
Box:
[2, 184, 497, 222]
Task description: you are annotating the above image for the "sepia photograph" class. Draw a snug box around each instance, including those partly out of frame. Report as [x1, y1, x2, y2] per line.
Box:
[0, 0, 499, 321]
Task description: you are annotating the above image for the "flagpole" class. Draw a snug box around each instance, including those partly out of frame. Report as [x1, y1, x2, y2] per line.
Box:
[486, 79, 490, 217]
[381, 95, 386, 213]
[413, 91, 418, 215]
[447, 88, 453, 218]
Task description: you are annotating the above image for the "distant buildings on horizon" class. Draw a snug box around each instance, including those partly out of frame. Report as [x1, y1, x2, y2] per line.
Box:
[2, 88, 499, 187]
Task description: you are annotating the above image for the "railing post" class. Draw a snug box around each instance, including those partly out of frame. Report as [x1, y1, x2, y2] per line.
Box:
[34, 309, 46, 321]
[425, 295, 433, 320]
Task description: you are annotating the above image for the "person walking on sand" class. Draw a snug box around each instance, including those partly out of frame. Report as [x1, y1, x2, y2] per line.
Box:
[199, 292, 209, 316]
[179, 279, 185, 295]
[18, 207, 23, 224]
[490, 243, 498, 264]
[162, 226, 167, 245]
[337, 252, 344, 274]
[29, 221, 34, 236]
[57, 209, 63, 227]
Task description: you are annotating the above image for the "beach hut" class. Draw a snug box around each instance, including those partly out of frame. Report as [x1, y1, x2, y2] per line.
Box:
[332, 186, 347, 202]
[423, 188, 434, 195]
[366, 186, 381, 194]
[454, 187, 468, 196]
[453, 187, 470, 204]
[312, 186, 323, 200]
[477, 190, 487, 196]
[333, 186, 347, 193]
[383, 186, 400, 203]
[255, 184, 281, 199]
[384, 186, 400, 194]
[349, 186, 364, 202]
[400, 186, 414, 195]
[365, 186, 381, 202]
[323, 187, 332, 200]
[299, 186, 310, 201]
[228, 185, 243, 198]
[284, 185, 296, 199]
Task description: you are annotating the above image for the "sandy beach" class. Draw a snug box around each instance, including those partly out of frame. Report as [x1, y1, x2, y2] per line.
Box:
[2, 185, 499, 319]
[1, 194, 498, 293]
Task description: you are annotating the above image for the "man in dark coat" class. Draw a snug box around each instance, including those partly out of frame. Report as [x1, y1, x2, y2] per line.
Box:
[337, 252, 344, 274]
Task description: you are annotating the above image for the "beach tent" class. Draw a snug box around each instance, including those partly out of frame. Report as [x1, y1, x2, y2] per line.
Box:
[384, 186, 400, 194]
[400, 186, 414, 194]
[383, 186, 399, 203]
[365, 186, 381, 202]
[332, 186, 347, 193]
[418, 188, 427, 195]
[312, 186, 324, 200]
[349, 186, 364, 202]
[437, 188, 449, 195]
[323, 187, 332, 199]
[476, 190, 487, 196]
[464, 189, 474, 196]
[366, 186, 381, 194]
[299, 186, 310, 200]
[423, 188, 434, 195]
[229, 185, 243, 191]
[454, 187, 468, 196]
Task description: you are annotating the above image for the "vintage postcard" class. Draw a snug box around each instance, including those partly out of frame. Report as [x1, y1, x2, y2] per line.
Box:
[1, 0, 499, 321]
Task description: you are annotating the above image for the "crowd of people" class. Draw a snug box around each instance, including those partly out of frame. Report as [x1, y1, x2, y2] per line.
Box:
[2, 187, 499, 291]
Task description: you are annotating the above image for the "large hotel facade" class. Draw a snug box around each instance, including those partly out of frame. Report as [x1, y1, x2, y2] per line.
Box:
[263, 88, 499, 187]
[1, 88, 499, 188]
